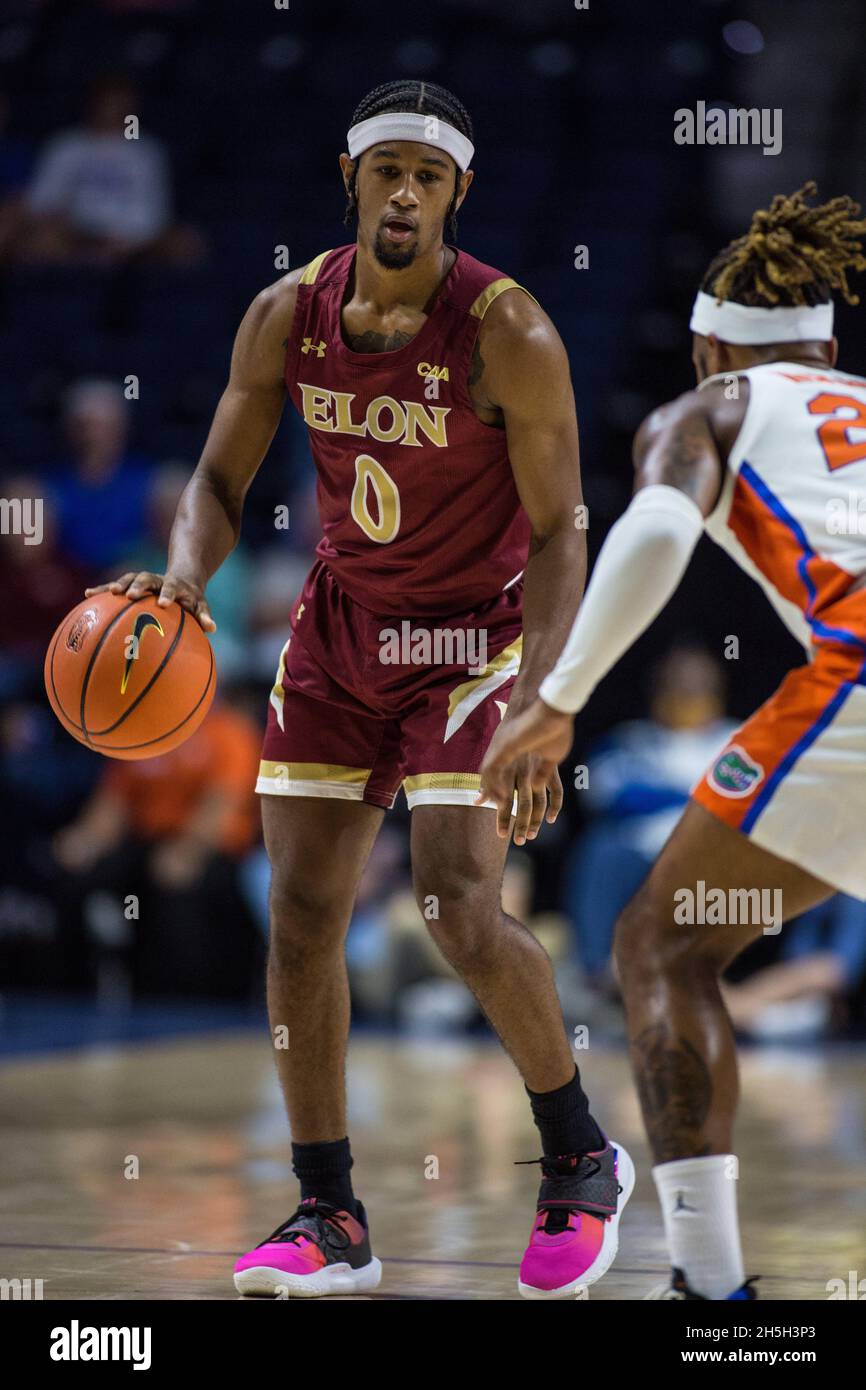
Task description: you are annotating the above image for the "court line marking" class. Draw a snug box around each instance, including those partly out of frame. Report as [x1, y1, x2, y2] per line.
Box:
[0, 1240, 657, 1273]
[0, 1242, 815, 1284]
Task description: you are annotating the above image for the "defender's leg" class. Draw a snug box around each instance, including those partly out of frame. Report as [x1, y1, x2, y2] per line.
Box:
[614, 799, 832, 1298]
[614, 800, 832, 1161]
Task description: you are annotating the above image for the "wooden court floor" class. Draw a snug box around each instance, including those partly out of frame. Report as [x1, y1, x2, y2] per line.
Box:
[1, 1034, 864, 1300]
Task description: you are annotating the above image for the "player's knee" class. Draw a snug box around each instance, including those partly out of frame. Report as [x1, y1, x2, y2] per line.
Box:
[414, 869, 500, 965]
[613, 889, 721, 986]
[268, 871, 351, 964]
[613, 893, 657, 984]
[412, 865, 497, 925]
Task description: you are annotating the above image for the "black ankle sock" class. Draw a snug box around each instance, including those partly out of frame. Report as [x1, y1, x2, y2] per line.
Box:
[291, 1137, 358, 1217]
[526, 1067, 604, 1158]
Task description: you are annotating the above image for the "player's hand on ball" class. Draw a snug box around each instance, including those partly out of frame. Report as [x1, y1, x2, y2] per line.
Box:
[476, 697, 574, 840]
[85, 571, 217, 633]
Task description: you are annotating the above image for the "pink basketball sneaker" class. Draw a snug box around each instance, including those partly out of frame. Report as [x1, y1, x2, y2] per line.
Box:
[233, 1197, 382, 1297]
[518, 1137, 634, 1299]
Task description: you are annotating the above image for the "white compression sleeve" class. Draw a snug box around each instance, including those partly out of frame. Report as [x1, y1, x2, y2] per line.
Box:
[539, 484, 705, 715]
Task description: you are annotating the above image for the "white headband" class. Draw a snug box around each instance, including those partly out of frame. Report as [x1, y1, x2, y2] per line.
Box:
[690, 290, 834, 344]
[347, 112, 474, 172]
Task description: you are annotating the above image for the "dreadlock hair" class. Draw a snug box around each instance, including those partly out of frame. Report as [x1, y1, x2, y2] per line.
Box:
[344, 79, 474, 240]
[701, 182, 866, 312]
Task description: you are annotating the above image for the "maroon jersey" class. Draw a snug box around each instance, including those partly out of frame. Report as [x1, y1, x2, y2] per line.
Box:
[284, 244, 534, 617]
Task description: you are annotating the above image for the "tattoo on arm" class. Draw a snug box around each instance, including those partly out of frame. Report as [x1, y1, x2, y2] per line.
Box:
[468, 336, 504, 426]
[654, 417, 717, 503]
[631, 1024, 713, 1162]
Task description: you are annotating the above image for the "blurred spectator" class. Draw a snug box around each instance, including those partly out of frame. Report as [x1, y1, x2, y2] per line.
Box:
[2, 74, 204, 267]
[122, 461, 253, 680]
[0, 91, 35, 270]
[247, 547, 313, 682]
[563, 646, 736, 986]
[0, 91, 34, 197]
[45, 378, 152, 572]
[53, 696, 262, 998]
[0, 476, 88, 698]
[0, 693, 101, 994]
[721, 896, 866, 1041]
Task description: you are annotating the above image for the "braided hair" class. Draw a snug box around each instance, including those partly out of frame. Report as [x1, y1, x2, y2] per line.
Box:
[701, 182, 866, 310]
[344, 79, 474, 240]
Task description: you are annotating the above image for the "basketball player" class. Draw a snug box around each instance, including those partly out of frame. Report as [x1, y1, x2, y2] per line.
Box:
[479, 184, 866, 1298]
[87, 81, 634, 1298]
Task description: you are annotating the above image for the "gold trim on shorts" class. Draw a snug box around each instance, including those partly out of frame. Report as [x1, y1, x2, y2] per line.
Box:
[256, 759, 371, 799]
[444, 637, 523, 742]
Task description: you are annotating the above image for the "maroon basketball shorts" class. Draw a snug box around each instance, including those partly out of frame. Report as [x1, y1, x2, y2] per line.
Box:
[257, 559, 524, 811]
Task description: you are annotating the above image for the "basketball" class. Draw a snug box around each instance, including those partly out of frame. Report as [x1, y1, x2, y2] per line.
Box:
[44, 592, 216, 760]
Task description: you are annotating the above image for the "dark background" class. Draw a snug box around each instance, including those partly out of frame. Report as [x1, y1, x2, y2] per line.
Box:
[2, 0, 866, 1038]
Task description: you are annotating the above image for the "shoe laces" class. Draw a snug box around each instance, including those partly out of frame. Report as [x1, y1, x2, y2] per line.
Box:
[520, 1152, 603, 1182]
[515, 1151, 612, 1235]
[261, 1201, 352, 1253]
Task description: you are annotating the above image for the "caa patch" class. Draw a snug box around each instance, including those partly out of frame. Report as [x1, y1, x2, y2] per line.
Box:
[708, 744, 765, 799]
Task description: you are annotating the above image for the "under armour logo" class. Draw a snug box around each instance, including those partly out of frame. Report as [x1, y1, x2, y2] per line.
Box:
[301, 337, 327, 357]
[674, 1192, 697, 1213]
[494, 700, 508, 722]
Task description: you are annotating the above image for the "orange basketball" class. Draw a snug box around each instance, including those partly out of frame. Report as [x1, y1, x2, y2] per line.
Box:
[44, 592, 216, 760]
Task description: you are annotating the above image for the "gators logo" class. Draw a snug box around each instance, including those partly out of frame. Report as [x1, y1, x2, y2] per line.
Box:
[708, 745, 764, 799]
[121, 612, 165, 694]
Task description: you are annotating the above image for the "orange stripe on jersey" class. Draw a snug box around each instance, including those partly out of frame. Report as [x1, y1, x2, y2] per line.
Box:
[728, 462, 858, 626]
[694, 641, 866, 831]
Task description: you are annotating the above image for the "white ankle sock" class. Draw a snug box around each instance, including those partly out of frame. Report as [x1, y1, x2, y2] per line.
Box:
[652, 1154, 745, 1300]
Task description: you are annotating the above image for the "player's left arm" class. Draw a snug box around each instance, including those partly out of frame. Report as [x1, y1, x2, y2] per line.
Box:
[470, 290, 586, 839]
[477, 388, 725, 814]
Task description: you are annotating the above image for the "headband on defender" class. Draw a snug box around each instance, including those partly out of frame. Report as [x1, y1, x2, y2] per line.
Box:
[346, 112, 474, 172]
[689, 290, 834, 344]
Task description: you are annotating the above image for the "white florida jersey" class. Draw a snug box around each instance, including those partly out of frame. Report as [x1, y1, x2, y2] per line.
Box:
[702, 360, 866, 651]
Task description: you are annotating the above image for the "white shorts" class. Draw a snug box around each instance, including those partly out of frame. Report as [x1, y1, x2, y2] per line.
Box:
[693, 641, 866, 900]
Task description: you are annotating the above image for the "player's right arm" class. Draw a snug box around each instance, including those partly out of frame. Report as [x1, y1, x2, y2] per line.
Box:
[631, 381, 739, 509]
[85, 270, 303, 630]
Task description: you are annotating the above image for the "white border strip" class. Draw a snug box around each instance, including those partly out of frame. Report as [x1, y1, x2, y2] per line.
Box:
[405, 787, 519, 812]
[256, 777, 367, 800]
